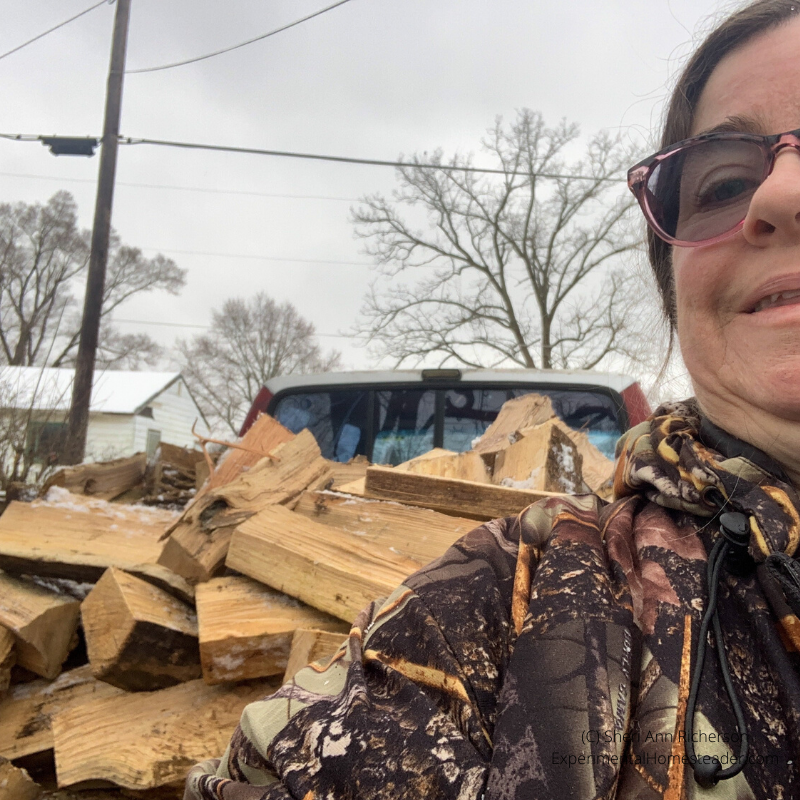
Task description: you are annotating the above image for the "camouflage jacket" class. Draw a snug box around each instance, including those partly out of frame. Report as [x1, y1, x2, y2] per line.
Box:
[184, 401, 800, 800]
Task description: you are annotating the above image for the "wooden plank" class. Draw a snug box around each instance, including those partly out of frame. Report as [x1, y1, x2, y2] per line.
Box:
[472, 393, 556, 467]
[0, 665, 124, 761]
[0, 626, 15, 694]
[364, 465, 562, 520]
[81, 568, 200, 691]
[196, 577, 347, 685]
[158, 430, 333, 583]
[227, 505, 422, 623]
[283, 628, 348, 684]
[492, 419, 583, 493]
[293, 491, 476, 565]
[42, 454, 147, 502]
[51, 677, 280, 790]
[0, 574, 80, 680]
[0, 495, 192, 604]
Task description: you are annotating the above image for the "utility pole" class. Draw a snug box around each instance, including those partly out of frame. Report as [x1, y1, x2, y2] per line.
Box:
[63, 0, 132, 464]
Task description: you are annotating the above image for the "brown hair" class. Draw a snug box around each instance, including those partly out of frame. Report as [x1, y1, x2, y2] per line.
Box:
[650, 0, 800, 326]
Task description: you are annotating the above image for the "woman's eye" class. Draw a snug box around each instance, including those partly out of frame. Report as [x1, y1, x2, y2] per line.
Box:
[695, 176, 755, 209]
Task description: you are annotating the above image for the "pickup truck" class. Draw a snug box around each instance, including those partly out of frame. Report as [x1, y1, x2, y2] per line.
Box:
[239, 368, 651, 466]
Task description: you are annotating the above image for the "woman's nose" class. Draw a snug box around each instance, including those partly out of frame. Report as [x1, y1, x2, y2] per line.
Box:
[741, 146, 800, 245]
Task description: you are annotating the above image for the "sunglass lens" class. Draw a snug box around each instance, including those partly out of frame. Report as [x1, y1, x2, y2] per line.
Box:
[645, 139, 764, 243]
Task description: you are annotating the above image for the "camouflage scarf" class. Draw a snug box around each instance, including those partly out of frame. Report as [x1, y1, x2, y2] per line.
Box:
[616, 398, 800, 562]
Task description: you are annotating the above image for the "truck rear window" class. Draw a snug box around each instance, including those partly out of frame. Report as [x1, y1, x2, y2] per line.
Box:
[272, 385, 623, 465]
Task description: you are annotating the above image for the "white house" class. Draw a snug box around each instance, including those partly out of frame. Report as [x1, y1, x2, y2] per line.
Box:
[0, 367, 210, 463]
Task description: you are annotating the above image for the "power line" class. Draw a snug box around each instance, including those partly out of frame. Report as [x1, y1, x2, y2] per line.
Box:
[126, 0, 356, 74]
[140, 247, 371, 267]
[122, 137, 628, 181]
[113, 317, 350, 338]
[0, 132, 628, 181]
[0, 171, 359, 201]
[0, 0, 109, 63]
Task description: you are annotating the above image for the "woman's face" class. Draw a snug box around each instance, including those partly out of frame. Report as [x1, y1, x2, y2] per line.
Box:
[673, 17, 800, 427]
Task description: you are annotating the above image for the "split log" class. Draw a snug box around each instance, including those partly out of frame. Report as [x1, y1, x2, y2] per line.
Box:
[0, 665, 124, 761]
[472, 393, 556, 468]
[213, 430, 333, 512]
[0, 495, 192, 604]
[364, 465, 563, 520]
[51, 676, 280, 790]
[42, 454, 147, 502]
[203, 413, 295, 495]
[396, 449, 490, 483]
[283, 628, 348, 684]
[552, 419, 615, 495]
[492, 419, 584, 494]
[293, 490, 476, 565]
[327, 454, 370, 490]
[0, 573, 79, 680]
[227, 505, 422, 623]
[196, 576, 347, 684]
[81, 568, 200, 691]
[158, 443, 205, 476]
[158, 430, 333, 583]
[0, 626, 15, 694]
[0, 758, 41, 800]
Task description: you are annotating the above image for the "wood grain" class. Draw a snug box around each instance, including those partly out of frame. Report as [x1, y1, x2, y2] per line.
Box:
[363, 465, 562, 520]
[0, 665, 124, 761]
[293, 490, 476, 565]
[158, 430, 332, 583]
[0, 496, 191, 603]
[227, 505, 422, 623]
[0, 573, 79, 679]
[283, 628, 348, 684]
[82, 568, 200, 691]
[51, 677, 279, 790]
[42, 454, 148, 502]
[196, 576, 347, 684]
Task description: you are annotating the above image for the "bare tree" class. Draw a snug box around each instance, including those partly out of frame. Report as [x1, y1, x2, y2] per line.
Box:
[178, 293, 342, 435]
[0, 191, 185, 370]
[353, 109, 643, 370]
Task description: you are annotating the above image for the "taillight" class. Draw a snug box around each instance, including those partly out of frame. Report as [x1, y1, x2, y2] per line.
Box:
[620, 383, 651, 428]
[238, 387, 274, 436]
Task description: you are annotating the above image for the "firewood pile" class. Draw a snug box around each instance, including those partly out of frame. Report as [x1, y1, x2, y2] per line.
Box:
[0, 394, 614, 799]
[39, 442, 211, 511]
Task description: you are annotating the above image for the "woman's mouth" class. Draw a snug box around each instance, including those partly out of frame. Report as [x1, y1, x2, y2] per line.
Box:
[752, 289, 800, 313]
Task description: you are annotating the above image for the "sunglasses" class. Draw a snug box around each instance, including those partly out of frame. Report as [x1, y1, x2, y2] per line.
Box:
[627, 127, 800, 247]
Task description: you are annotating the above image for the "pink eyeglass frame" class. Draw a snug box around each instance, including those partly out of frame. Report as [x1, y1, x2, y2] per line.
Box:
[627, 127, 800, 247]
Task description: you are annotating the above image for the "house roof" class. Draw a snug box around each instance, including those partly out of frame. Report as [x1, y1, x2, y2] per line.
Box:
[0, 367, 183, 415]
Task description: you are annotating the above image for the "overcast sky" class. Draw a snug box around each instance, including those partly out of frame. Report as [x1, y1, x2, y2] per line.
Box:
[1, 0, 740, 391]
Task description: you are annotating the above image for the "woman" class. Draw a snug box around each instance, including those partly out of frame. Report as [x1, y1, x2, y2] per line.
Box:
[185, 2, 800, 798]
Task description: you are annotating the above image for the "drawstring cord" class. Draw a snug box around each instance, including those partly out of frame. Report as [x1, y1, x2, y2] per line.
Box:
[685, 509, 751, 788]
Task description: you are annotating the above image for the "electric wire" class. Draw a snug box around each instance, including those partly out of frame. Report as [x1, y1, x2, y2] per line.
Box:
[140, 247, 371, 267]
[0, 171, 358, 201]
[114, 318, 349, 338]
[126, 0, 356, 74]
[122, 136, 628, 181]
[0, 132, 628, 181]
[0, 0, 109, 63]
